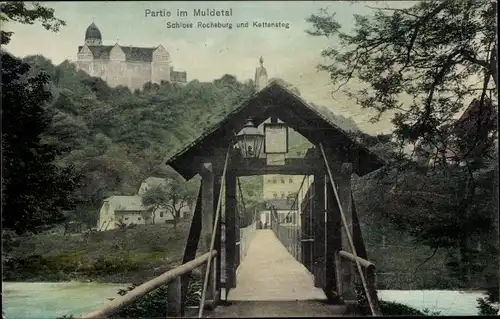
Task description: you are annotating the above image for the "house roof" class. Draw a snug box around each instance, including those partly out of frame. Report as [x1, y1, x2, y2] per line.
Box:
[103, 195, 146, 211]
[164, 81, 386, 179]
[455, 97, 497, 133]
[78, 45, 158, 62]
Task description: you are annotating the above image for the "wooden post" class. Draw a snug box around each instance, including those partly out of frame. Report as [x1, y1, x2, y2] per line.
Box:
[313, 173, 326, 288]
[235, 203, 241, 269]
[351, 195, 368, 259]
[180, 184, 203, 314]
[325, 178, 342, 303]
[166, 276, 182, 317]
[225, 172, 237, 289]
[200, 163, 216, 302]
[335, 162, 356, 300]
[365, 266, 381, 315]
[300, 190, 314, 273]
[213, 175, 222, 293]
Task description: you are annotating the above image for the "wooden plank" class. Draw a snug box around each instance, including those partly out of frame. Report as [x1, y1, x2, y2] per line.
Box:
[313, 173, 326, 288]
[166, 276, 182, 317]
[200, 162, 216, 301]
[225, 172, 237, 289]
[233, 157, 320, 176]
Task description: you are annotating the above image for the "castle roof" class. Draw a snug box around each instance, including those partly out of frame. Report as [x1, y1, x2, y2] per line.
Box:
[85, 22, 102, 40]
[78, 45, 158, 62]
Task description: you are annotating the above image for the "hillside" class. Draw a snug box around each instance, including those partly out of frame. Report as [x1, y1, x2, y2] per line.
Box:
[22, 55, 361, 225]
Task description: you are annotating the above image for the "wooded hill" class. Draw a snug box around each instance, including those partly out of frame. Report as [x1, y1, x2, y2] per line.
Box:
[22, 55, 360, 226]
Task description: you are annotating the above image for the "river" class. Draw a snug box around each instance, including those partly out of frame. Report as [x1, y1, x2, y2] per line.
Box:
[2, 282, 487, 318]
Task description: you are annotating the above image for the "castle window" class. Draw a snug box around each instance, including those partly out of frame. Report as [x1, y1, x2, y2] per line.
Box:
[289, 178, 293, 184]
[272, 179, 277, 184]
[273, 192, 278, 198]
[160, 212, 164, 217]
[280, 191, 285, 199]
[281, 178, 285, 184]
[138, 217, 142, 221]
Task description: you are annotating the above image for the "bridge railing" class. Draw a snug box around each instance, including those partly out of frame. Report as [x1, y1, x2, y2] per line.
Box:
[338, 250, 381, 315]
[272, 223, 301, 262]
[80, 250, 218, 318]
[239, 221, 256, 262]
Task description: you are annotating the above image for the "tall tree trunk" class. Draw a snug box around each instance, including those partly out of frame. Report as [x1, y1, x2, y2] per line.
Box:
[172, 211, 177, 229]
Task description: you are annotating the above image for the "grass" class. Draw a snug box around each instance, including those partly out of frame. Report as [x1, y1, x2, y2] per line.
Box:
[3, 220, 192, 283]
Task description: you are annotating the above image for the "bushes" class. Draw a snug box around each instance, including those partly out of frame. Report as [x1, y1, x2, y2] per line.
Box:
[110, 273, 202, 318]
[379, 300, 426, 316]
[56, 274, 203, 319]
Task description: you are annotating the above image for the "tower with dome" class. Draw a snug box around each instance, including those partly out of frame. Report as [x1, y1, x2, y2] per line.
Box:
[76, 22, 187, 90]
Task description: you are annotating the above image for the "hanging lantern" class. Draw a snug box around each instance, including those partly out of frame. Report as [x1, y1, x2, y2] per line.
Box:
[236, 120, 264, 159]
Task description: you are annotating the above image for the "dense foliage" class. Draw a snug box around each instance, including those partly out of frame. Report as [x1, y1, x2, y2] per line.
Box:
[306, 0, 497, 157]
[307, 0, 498, 312]
[1, 52, 81, 234]
[17, 56, 358, 227]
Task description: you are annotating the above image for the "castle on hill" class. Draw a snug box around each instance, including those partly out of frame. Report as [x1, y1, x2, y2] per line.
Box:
[76, 22, 187, 90]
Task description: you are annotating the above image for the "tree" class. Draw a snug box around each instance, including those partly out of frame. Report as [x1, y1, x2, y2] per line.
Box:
[141, 178, 197, 229]
[1, 3, 80, 234]
[306, 0, 497, 161]
[1, 52, 80, 234]
[0, 1, 66, 45]
[306, 0, 498, 304]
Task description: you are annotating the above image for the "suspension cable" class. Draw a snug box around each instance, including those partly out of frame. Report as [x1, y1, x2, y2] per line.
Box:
[198, 147, 231, 318]
[319, 143, 377, 316]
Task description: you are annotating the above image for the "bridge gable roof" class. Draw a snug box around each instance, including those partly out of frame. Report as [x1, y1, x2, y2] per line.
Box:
[164, 81, 386, 179]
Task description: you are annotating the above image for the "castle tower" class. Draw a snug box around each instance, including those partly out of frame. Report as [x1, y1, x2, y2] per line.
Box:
[254, 56, 268, 91]
[85, 22, 102, 46]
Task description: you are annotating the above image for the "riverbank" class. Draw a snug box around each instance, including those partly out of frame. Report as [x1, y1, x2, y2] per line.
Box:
[2, 222, 190, 284]
[3, 282, 486, 318]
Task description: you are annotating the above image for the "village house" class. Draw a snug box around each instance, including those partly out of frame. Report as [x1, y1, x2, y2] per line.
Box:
[97, 177, 193, 231]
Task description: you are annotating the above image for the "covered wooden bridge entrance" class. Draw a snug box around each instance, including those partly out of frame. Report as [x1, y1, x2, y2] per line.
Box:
[81, 81, 386, 318]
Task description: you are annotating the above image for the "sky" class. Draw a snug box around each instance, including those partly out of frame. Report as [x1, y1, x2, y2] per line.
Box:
[3, 1, 421, 134]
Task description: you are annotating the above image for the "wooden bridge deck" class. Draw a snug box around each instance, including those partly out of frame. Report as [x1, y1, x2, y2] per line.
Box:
[229, 229, 325, 301]
[203, 230, 350, 317]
